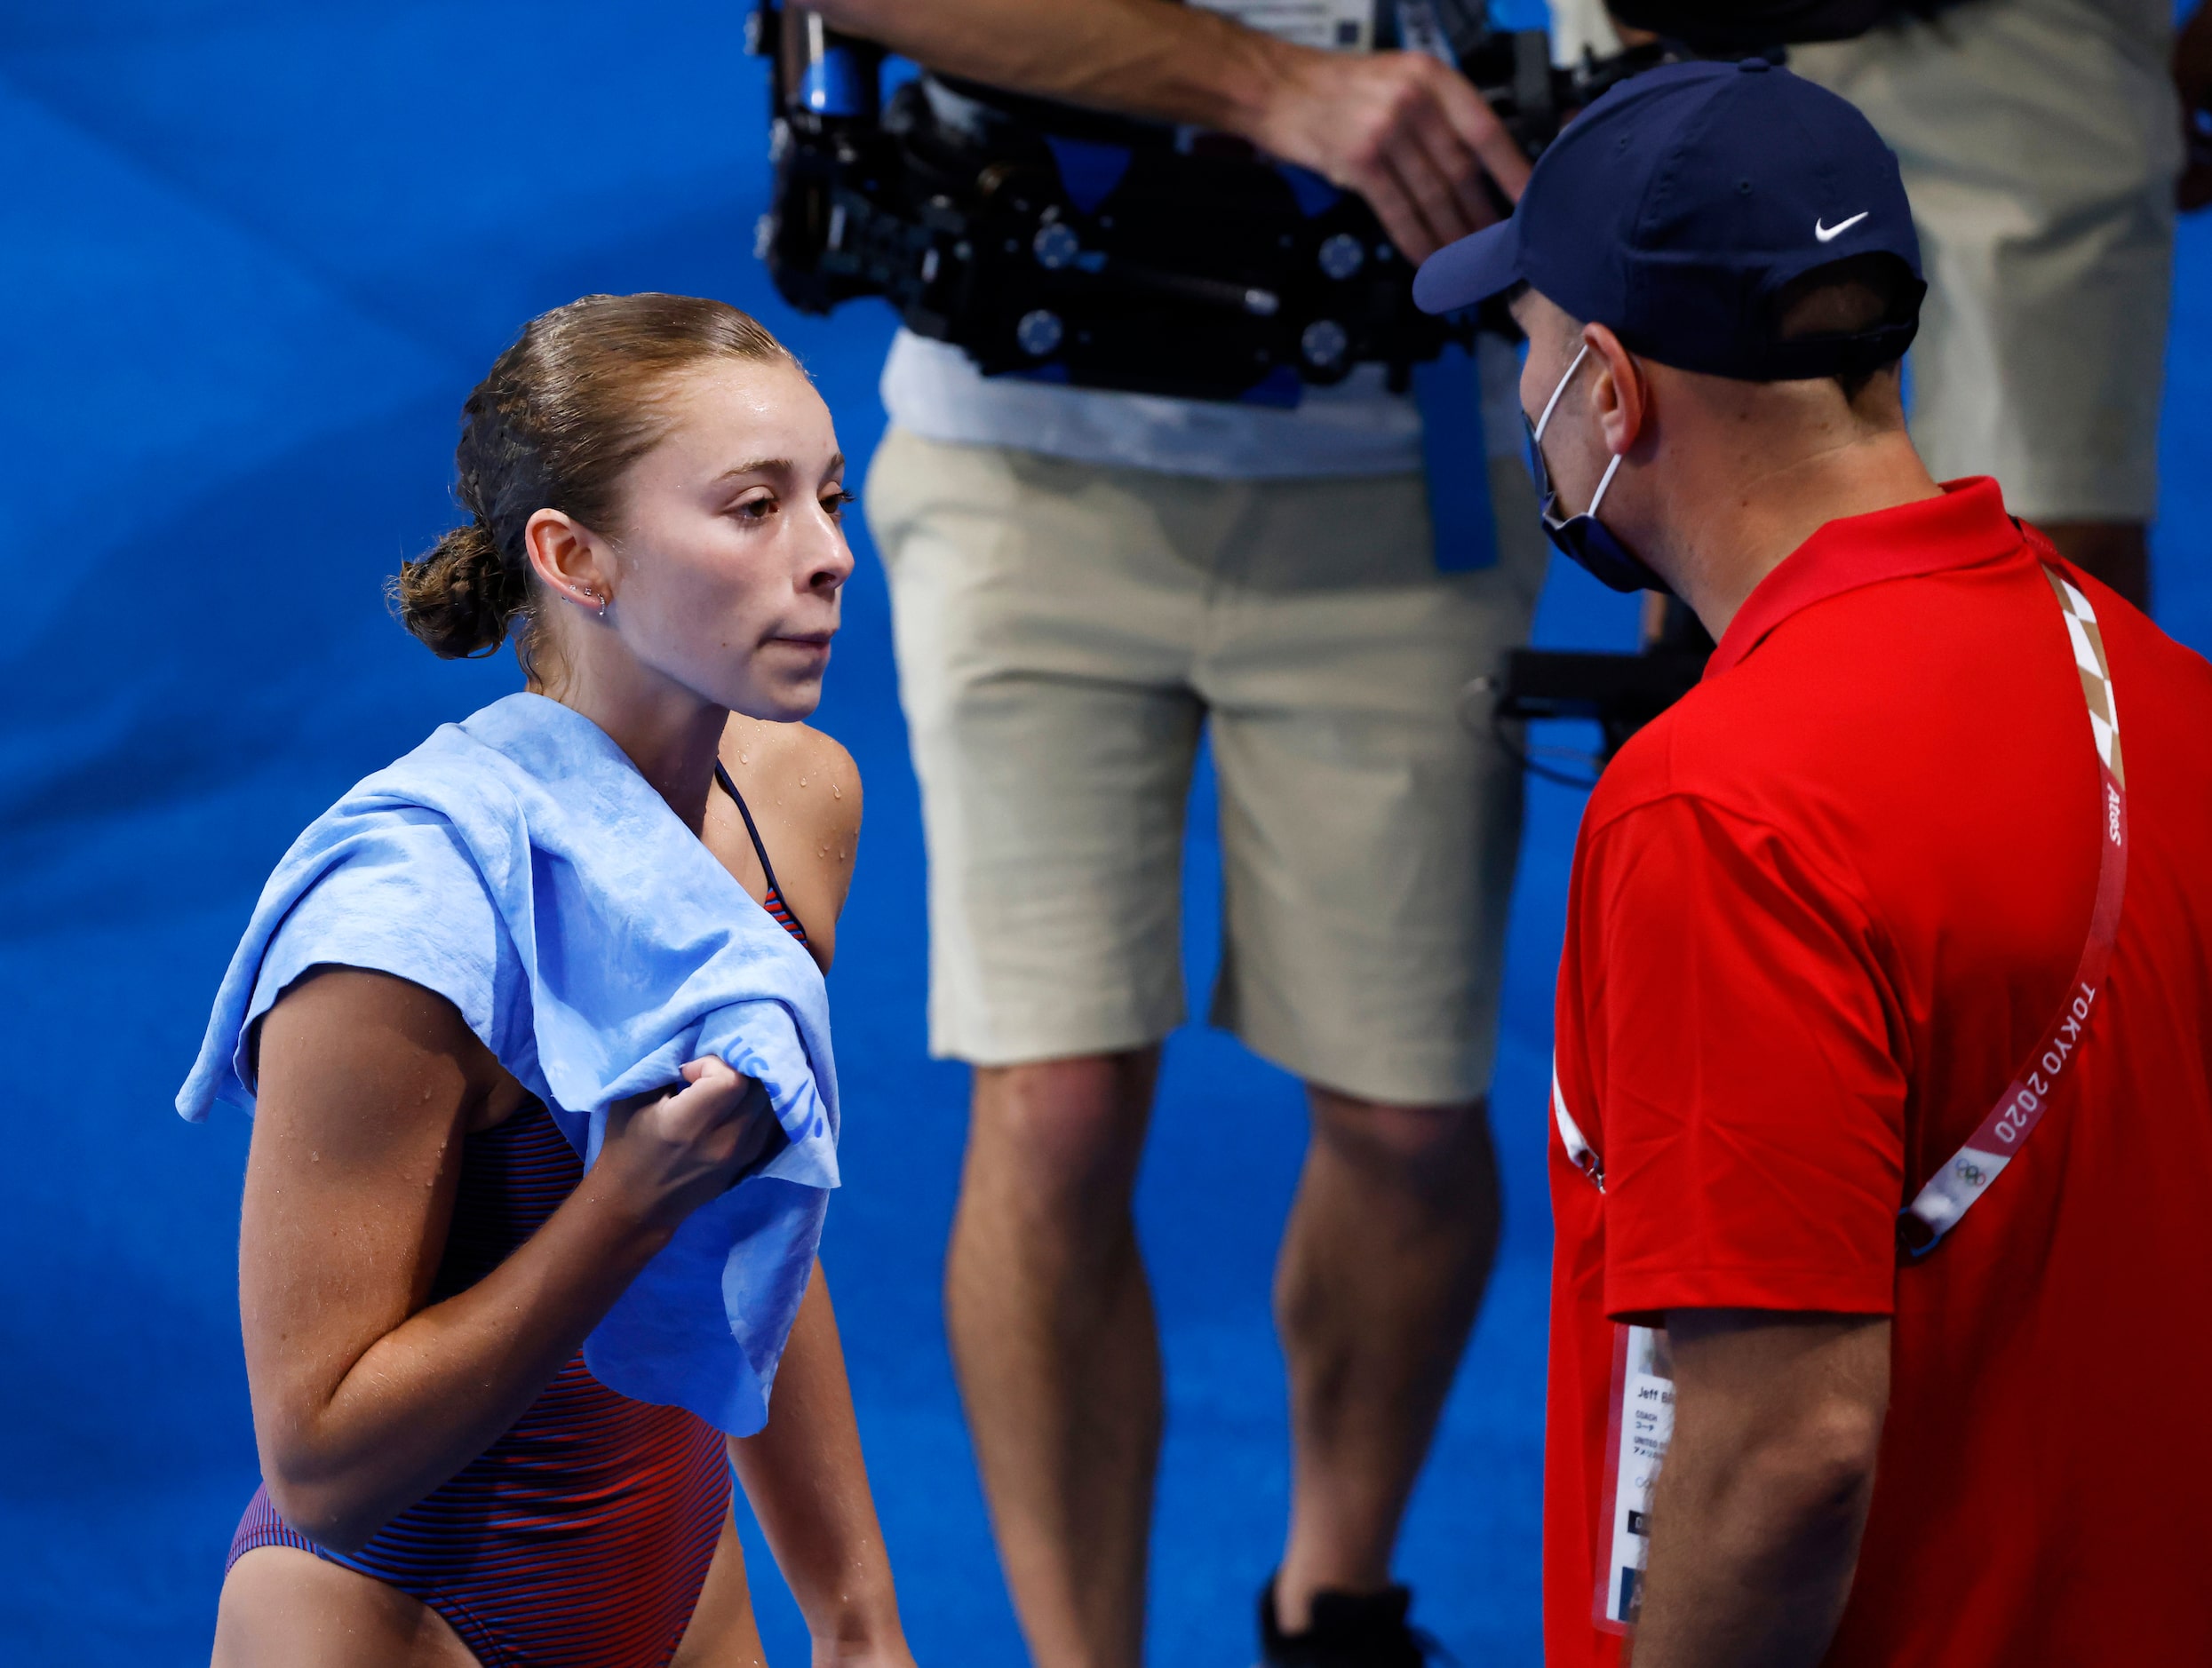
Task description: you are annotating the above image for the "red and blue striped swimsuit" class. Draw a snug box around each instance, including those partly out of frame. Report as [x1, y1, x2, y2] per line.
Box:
[227, 766, 810, 1666]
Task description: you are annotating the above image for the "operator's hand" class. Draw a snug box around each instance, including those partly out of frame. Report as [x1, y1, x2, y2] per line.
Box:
[597, 1056, 780, 1230]
[1247, 47, 1532, 261]
[2178, 3, 2212, 212]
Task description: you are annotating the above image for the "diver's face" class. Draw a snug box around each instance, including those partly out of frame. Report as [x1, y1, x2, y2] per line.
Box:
[607, 359, 853, 721]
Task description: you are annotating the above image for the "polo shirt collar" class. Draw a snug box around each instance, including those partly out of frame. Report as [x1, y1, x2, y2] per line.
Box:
[1704, 477, 2025, 681]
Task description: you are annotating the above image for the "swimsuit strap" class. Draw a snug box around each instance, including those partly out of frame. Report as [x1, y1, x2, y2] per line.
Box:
[712, 761, 810, 944]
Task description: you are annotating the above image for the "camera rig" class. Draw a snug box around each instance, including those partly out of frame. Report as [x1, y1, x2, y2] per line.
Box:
[1476, 601, 1715, 786]
[747, 3, 1709, 766]
[750, 3, 1667, 402]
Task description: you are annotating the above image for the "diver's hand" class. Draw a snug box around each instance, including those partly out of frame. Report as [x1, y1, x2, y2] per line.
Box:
[595, 1056, 778, 1230]
[1244, 46, 1532, 260]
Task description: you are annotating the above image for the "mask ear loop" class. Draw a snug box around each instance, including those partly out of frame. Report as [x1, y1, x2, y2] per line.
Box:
[1532, 343, 1593, 444]
[1585, 450, 1626, 518]
[1534, 342, 1625, 519]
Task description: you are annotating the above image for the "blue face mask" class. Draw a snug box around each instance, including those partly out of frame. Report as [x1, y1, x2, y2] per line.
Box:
[1524, 344, 1670, 595]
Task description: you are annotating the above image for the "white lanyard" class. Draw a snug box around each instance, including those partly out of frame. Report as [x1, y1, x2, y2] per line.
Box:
[1564, 552, 2127, 1630]
[1898, 556, 2128, 1251]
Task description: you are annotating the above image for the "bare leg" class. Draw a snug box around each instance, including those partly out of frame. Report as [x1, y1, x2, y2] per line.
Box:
[2041, 520, 2150, 612]
[1273, 1088, 1502, 1631]
[944, 1050, 1162, 1668]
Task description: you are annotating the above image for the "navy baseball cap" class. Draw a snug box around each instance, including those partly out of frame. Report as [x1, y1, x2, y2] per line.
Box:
[1414, 58, 1924, 382]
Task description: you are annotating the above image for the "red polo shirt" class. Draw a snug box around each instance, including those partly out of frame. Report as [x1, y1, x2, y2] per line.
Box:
[1546, 480, 2212, 1667]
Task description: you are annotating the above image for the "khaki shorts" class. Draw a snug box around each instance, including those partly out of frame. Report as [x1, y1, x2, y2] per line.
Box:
[1793, 0, 2181, 522]
[866, 427, 1547, 1106]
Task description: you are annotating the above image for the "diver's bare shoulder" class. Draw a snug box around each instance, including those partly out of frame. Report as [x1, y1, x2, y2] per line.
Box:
[712, 714, 862, 970]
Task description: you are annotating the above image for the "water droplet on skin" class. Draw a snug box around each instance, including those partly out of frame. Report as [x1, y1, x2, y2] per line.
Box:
[831, 783, 841, 798]
[800, 776, 809, 787]
[739, 754, 750, 766]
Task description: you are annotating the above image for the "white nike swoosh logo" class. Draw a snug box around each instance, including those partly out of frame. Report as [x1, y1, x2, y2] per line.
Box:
[1815, 211, 1869, 243]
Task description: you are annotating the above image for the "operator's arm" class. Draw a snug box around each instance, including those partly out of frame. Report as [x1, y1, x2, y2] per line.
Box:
[808, 0, 1529, 258]
[1631, 1310, 1890, 1668]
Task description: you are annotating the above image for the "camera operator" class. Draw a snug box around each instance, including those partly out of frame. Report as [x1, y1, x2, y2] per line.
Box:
[808, 4, 1545, 1664]
[1564, 0, 2212, 609]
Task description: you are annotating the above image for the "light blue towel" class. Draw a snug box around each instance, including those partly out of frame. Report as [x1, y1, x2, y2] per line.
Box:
[178, 692, 839, 1437]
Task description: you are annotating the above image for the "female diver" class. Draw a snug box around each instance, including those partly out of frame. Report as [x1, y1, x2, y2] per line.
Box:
[199, 294, 911, 1666]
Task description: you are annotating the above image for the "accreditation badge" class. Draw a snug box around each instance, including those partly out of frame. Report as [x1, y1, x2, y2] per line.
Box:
[1595, 1322, 1675, 1632]
[1187, 0, 1376, 52]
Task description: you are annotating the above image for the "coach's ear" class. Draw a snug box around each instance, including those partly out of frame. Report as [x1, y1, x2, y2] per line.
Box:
[1582, 321, 1650, 460]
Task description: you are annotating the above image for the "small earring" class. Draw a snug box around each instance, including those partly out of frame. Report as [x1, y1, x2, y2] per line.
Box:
[579, 587, 608, 618]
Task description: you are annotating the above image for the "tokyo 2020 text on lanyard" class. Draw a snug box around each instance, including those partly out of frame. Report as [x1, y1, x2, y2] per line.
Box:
[1551, 540, 2129, 1632]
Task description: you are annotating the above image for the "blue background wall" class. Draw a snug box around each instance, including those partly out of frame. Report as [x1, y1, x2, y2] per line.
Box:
[0, 5, 2203, 1663]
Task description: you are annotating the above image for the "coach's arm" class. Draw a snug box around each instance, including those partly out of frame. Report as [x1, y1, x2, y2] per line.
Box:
[805, 0, 1529, 259]
[1632, 1310, 1891, 1668]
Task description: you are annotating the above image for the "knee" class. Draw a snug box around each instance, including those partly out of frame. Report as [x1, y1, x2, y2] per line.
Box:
[964, 1051, 1157, 1219]
[1307, 1085, 1498, 1200]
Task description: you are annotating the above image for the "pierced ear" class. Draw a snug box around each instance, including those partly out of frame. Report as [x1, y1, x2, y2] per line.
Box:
[524, 508, 614, 616]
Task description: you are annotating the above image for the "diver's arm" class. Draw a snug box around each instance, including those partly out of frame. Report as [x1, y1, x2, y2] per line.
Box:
[241, 968, 773, 1553]
[730, 1265, 913, 1666]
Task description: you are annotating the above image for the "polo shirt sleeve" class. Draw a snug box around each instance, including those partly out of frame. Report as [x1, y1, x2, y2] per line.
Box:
[1581, 792, 1908, 1319]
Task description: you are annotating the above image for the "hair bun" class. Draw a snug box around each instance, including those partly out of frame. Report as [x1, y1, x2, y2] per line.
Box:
[390, 520, 526, 659]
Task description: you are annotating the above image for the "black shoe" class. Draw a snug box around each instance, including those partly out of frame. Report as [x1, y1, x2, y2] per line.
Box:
[1255, 1574, 1446, 1668]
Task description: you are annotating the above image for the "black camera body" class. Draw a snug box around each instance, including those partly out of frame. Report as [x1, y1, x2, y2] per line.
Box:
[752, 4, 1665, 403]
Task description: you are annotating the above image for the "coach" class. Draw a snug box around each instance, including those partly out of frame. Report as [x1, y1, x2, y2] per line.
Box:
[1417, 60, 2212, 1668]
